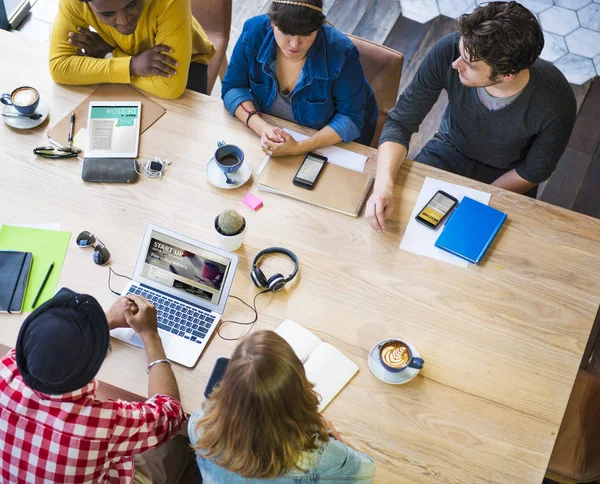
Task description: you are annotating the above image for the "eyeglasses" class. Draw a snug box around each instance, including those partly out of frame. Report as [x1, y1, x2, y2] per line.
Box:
[34, 146, 81, 159]
[76, 231, 111, 265]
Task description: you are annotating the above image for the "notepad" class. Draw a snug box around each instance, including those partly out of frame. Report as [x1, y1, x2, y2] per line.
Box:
[0, 251, 33, 313]
[258, 154, 374, 217]
[434, 197, 507, 265]
[275, 319, 359, 411]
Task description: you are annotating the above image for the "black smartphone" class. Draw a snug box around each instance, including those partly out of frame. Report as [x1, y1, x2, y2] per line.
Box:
[204, 357, 229, 398]
[292, 152, 328, 189]
[415, 190, 459, 230]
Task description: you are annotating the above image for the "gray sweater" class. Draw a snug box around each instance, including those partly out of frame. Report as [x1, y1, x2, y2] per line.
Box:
[380, 33, 577, 184]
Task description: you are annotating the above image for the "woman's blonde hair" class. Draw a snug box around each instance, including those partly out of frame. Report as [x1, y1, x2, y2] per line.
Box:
[193, 330, 329, 478]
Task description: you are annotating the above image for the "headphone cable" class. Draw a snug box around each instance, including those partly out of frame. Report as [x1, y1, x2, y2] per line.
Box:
[217, 290, 270, 341]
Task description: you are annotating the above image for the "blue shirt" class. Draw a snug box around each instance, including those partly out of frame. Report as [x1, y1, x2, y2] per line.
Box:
[188, 409, 377, 483]
[222, 15, 379, 145]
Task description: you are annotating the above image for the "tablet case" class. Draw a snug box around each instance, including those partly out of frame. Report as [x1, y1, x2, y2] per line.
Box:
[0, 251, 33, 313]
[434, 197, 507, 265]
[81, 158, 139, 183]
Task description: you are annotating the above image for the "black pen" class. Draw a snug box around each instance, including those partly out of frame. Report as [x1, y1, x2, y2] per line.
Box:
[68, 112, 75, 146]
[31, 261, 54, 309]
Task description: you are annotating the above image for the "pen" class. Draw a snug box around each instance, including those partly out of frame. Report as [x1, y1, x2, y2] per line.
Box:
[31, 261, 54, 309]
[68, 112, 75, 146]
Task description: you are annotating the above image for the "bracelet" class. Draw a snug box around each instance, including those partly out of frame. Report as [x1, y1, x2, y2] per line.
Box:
[146, 359, 171, 374]
[246, 111, 260, 127]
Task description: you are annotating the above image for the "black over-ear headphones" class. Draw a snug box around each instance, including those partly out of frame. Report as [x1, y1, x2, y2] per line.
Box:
[251, 247, 299, 293]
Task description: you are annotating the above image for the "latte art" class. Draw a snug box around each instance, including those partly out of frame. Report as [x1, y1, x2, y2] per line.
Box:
[380, 342, 409, 368]
[12, 88, 38, 107]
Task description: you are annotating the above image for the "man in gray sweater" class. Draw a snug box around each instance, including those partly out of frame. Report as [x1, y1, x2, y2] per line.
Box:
[366, 1, 576, 232]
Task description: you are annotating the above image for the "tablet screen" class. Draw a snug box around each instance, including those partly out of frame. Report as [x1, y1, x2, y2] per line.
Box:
[88, 105, 140, 155]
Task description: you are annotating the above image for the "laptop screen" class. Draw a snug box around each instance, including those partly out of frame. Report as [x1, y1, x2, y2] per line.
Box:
[88, 105, 140, 154]
[140, 230, 232, 306]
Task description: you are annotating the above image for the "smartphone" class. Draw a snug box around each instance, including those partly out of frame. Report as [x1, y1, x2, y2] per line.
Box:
[415, 190, 458, 230]
[292, 152, 328, 189]
[204, 357, 229, 398]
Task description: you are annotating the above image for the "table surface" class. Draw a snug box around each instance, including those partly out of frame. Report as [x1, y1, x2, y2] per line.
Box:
[2, 31, 600, 484]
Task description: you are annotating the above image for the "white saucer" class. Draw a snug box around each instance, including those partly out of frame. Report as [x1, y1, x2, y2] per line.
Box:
[368, 339, 422, 385]
[2, 102, 49, 130]
[205, 157, 252, 189]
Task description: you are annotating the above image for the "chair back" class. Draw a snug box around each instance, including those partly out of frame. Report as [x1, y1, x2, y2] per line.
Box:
[346, 34, 404, 147]
[191, 0, 232, 94]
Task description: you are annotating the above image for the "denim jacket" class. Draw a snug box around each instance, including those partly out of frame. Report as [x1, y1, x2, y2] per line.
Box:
[222, 15, 379, 145]
[188, 410, 377, 483]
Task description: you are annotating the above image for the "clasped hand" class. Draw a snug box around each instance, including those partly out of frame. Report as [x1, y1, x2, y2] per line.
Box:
[261, 126, 300, 157]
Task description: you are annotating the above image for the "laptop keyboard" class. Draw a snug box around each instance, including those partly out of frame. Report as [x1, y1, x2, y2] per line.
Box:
[127, 285, 216, 345]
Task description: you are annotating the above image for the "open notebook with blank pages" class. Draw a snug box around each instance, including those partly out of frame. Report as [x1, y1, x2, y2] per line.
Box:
[257, 154, 374, 217]
[275, 319, 359, 411]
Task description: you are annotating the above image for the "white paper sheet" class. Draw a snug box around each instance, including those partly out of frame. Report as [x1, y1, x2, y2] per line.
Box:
[399, 177, 491, 268]
[255, 128, 368, 177]
[0, 223, 61, 231]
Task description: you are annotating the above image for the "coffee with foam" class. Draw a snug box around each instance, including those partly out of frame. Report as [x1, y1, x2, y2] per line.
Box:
[11, 87, 39, 107]
[380, 341, 410, 369]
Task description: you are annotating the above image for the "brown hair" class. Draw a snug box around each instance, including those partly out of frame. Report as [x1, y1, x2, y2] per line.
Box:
[193, 330, 329, 478]
[268, 0, 325, 36]
[456, 1, 544, 78]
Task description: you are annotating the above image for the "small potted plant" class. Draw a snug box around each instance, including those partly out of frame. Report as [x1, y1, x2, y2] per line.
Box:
[214, 209, 247, 251]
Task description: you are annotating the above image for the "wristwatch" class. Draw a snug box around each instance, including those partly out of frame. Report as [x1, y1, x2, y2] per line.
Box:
[104, 50, 114, 59]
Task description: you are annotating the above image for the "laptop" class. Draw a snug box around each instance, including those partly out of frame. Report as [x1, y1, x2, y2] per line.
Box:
[84, 100, 141, 173]
[111, 224, 239, 367]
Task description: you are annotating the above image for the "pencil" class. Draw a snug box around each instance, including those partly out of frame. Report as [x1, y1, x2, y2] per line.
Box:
[31, 261, 54, 309]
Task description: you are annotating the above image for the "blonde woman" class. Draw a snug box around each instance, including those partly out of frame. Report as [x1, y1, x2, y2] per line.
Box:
[188, 330, 376, 482]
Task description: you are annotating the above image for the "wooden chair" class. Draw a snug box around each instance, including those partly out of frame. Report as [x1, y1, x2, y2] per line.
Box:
[191, 0, 232, 95]
[345, 34, 404, 148]
[546, 369, 600, 483]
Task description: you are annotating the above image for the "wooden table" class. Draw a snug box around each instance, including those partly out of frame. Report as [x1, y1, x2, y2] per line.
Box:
[2, 31, 600, 483]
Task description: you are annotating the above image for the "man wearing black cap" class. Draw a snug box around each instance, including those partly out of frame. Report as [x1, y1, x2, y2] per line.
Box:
[0, 288, 195, 483]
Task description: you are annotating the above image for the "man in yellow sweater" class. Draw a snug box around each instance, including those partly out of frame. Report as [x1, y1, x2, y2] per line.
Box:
[49, 0, 216, 99]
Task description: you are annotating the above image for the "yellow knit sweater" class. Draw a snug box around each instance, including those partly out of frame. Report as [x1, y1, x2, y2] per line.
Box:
[49, 0, 216, 99]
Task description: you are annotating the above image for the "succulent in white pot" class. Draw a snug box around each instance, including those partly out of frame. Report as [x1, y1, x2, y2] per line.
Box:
[214, 209, 247, 251]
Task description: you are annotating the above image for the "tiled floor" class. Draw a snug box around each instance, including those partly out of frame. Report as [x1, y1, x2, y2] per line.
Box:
[396, 0, 600, 84]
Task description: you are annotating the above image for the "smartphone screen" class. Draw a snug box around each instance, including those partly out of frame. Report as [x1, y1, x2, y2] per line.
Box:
[293, 153, 327, 189]
[416, 191, 458, 229]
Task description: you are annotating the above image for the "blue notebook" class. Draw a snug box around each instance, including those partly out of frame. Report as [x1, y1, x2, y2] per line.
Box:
[435, 197, 507, 265]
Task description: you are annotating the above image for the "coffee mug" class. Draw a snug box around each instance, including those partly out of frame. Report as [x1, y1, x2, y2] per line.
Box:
[1, 86, 40, 115]
[378, 339, 424, 373]
[214, 141, 244, 175]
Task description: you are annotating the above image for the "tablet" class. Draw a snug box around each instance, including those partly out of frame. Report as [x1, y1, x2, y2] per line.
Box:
[85, 101, 142, 158]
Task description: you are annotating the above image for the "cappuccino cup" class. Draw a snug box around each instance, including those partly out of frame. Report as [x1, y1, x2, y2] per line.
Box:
[1, 86, 40, 115]
[214, 141, 244, 175]
[378, 339, 424, 373]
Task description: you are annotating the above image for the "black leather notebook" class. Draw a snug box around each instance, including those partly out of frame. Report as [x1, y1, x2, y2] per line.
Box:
[0, 251, 33, 313]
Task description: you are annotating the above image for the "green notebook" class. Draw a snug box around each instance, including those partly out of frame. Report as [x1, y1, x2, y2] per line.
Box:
[0, 226, 71, 311]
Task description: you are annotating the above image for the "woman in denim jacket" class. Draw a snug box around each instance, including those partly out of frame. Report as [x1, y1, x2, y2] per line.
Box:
[188, 330, 376, 483]
[221, 0, 379, 156]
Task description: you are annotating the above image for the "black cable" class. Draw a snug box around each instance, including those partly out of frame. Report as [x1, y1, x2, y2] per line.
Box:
[217, 290, 270, 341]
[107, 267, 132, 296]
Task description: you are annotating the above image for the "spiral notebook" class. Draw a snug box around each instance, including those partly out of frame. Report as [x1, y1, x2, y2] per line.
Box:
[257, 154, 374, 217]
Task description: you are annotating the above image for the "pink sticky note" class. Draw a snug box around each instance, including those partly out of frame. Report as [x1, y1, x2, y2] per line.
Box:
[243, 192, 263, 210]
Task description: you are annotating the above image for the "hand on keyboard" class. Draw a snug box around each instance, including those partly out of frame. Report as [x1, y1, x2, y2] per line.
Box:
[123, 295, 158, 338]
[106, 297, 139, 331]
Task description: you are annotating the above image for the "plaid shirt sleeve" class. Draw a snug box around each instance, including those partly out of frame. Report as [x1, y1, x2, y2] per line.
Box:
[106, 393, 186, 458]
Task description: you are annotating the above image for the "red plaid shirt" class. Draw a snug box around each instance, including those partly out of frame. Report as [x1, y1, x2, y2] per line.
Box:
[0, 350, 185, 483]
